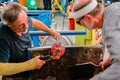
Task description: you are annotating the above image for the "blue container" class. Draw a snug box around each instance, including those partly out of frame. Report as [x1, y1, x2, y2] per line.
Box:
[27, 10, 52, 28]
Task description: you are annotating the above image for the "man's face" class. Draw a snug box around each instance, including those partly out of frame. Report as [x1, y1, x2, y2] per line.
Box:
[82, 19, 95, 30]
[76, 9, 103, 30]
[10, 10, 29, 33]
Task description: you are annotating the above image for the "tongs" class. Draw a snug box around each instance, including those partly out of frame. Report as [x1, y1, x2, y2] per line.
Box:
[40, 55, 53, 62]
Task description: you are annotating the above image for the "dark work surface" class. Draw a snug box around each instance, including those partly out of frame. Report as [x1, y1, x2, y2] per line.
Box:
[30, 46, 103, 80]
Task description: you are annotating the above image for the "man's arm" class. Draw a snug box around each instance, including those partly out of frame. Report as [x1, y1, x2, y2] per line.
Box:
[31, 18, 60, 39]
[0, 55, 45, 76]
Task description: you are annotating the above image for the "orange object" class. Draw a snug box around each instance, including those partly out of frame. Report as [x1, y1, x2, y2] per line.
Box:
[37, 0, 40, 9]
[18, 0, 26, 6]
[39, 36, 45, 40]
[51, 41, 65, 58]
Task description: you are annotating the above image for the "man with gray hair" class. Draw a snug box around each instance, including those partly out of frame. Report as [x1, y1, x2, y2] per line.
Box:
[0, 2, 60, 80]
[70, 0, 120, 80]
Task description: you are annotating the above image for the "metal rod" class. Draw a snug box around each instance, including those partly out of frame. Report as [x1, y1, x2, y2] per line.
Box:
[29, 30, 86, 36]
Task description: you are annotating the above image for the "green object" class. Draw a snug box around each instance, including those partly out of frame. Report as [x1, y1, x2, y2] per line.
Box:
[26, 0, 38, 10]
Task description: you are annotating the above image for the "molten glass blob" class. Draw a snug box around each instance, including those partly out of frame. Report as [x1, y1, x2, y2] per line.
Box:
[51, 42, 65, 59]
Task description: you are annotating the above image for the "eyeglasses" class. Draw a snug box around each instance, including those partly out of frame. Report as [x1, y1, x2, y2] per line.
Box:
[11, 20, 28, 30]
[76, 16, 85, 25]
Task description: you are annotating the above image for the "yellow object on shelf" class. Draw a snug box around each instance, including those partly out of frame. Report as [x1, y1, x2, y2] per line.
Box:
[75, 23, 96, 45]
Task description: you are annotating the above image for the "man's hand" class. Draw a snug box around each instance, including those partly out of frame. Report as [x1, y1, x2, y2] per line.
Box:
[33, 55, 46, 69]
[51, 31, 61, 40]
[100, 57, 111, 70]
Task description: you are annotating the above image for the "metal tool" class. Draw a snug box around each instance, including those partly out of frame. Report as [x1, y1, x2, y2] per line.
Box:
[40, 55, 53, 62]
